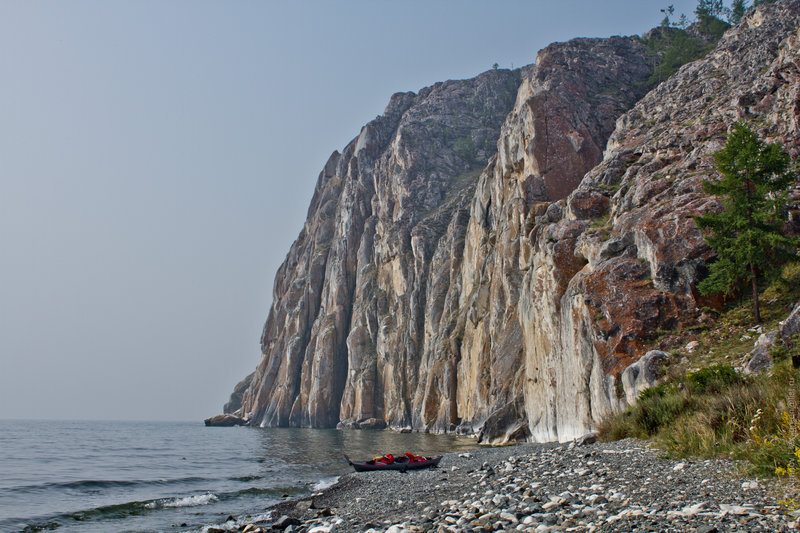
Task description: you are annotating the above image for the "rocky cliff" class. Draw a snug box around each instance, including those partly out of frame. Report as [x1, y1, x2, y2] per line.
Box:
[225, 1, 800, 442]
[515, 0, 800, 441]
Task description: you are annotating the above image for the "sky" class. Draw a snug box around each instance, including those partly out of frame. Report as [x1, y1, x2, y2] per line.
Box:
[0, 0, 706, 422]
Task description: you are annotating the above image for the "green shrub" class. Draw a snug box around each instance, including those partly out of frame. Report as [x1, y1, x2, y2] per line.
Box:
[685, 363, 741, 393]
[633, 386, 691, 435]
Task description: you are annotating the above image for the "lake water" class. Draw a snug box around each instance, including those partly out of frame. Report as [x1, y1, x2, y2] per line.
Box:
[0, 420, 479, 532]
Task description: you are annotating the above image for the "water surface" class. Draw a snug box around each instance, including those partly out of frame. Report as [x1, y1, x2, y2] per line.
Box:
[0, 420, 479, 532]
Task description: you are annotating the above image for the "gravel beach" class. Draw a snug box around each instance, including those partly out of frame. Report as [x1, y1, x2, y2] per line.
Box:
[226, 437, 799, 533]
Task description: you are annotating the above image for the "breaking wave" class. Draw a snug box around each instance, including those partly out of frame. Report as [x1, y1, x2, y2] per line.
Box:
[312, 476, 339, 491]
[145, 492, 219, 509]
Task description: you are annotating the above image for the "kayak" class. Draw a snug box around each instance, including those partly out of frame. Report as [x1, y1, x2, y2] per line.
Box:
[345, 453, 443, 472]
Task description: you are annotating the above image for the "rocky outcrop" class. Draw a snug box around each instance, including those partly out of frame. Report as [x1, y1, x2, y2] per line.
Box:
[744, 331, 779, 375]
[780, 301, 800, 345]
[228, 33, 655, 435]
[204, 414, 247, 427]
[453, 37, 654, 441]
[237, 68, 521, 429]
[621, 350, 668, 404]
[223, 372, 254, 414]
[514, 1, 800, 441]
[224, 2, 800, 442]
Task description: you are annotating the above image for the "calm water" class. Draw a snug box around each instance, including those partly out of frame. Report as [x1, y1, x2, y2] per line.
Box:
[0, 420, 478, 533]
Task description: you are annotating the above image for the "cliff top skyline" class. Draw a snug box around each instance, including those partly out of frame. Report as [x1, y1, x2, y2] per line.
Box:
[1, 0, 705, 421]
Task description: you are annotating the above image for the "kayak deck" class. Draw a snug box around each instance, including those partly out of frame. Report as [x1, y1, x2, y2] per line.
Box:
[346, 454, 442, 472]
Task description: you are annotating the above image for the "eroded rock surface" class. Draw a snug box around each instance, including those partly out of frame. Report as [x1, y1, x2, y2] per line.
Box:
[225, 2, 800, 442]
[517, 1, 800, 441]
[621, 350, 668, 405]
[237, 68, 521, 429]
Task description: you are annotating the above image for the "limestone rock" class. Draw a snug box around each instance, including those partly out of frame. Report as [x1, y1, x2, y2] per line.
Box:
[744, 330, 779, 375]
[223, 372, 254, 414]
[477, 395, 529, 445]
[621, 350, 668, 406]
[573, 432, 599, 447]
[780, 301, 800, 345]
[235, 68, 521, 430]
[222, 2, 800, 443]
[520, 1, 800, 440]
[456, 35, 654, 442]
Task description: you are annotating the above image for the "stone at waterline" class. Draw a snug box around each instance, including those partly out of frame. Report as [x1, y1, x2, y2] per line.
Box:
[203, 414, 247, 427]
[336, 418, 387, 430]
[272, 515, 302, 530]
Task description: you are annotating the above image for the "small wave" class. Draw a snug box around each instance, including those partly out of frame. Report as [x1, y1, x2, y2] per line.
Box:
[145, 492, 218, 509]
[229, 474, 262, 482]
[220, 484, 306, 500]
[12, 492, 221, 531]
[3, 476, 210, 494]
[247, 512, 273, 524]
[200, 520, 238, 533]
[312, 476, 339, 492]
[61, 499, 152, 522]
[19, 521, 60, 532]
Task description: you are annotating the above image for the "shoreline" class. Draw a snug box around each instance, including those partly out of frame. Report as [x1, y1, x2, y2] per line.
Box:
[216, 437, 799, 532]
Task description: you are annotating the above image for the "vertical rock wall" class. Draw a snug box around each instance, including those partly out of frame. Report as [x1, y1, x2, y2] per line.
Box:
[228, 1, 800, 442]
[239, 70, 522, 428]
[516, 1, 800, 441]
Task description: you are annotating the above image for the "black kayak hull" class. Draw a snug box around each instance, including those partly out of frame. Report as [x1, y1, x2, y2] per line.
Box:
[349, 455, 442, 472]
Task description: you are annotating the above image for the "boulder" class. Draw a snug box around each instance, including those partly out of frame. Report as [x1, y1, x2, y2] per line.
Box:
[477, 396, 529, 445]
[621, 350, 668, 405]
[356, 418, 387, 430]
[272, 515, 301, 530]
[744, 330, 779, 375]
[780, 301, 800, 345]
[572, 432, 598, 447]
[203, 414, 247, 427]
[685, 341, 700, 353]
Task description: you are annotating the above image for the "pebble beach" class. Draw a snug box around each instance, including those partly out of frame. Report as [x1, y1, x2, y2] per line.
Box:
[214, 437, 800, 533]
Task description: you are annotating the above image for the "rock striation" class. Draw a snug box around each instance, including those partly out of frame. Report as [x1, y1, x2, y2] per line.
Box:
[225, 2, 800, 442]
[515, 0, 800, 441]
[238, 67, 522, 430]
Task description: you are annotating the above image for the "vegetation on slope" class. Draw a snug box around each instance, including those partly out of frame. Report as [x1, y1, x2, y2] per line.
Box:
[599, 106, 800, 501]
[599, 263, 800, 495]
[642, 2, 730, 85]
[642, 0, 781, 86]
[696, 121, 798, 322]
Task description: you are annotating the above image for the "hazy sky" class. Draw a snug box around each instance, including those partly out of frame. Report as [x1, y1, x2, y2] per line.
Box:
[0, 0, 703, 422]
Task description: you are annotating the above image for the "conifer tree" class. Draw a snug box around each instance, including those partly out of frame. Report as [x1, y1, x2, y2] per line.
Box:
[729, 0, 747, 23]
[695, 121, 797, 323]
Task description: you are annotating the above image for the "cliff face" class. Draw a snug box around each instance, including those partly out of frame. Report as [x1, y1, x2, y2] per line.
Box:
[229, 2, 800, 442]
[449, 36, 654, 441]
[516, 0, 800, 441]
[237, 69, 521, 428]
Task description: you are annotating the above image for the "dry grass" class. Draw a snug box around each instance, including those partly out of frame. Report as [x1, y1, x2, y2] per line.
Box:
[599, 263, 800, 488]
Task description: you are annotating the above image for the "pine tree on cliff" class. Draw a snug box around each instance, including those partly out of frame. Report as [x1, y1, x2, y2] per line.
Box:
[695, 121, 798, 323]
[729, 0, 747, 24]
[694, 0, 722, 20]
